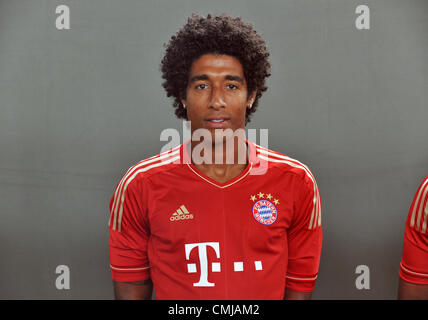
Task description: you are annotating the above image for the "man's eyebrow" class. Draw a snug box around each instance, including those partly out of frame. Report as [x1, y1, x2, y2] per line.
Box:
[188, 74, 244, 84]
[188, 75, 209, 83]
[225, 75, 244, 84]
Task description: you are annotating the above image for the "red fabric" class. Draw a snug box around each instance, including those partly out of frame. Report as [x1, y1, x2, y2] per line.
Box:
[400, 176, 428, 285]
[109, 140, 322, 299]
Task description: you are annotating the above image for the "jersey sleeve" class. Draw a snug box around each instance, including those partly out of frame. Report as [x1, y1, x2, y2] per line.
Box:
[285, 172, 323, 293]
[399, 176, 428, 284]
[108, 173, 151, 282]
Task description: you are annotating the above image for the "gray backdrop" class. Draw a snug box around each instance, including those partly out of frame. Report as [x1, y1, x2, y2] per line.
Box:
[0, 0, 427, 299]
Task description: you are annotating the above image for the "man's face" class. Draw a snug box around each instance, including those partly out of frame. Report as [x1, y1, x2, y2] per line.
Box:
[181, 54, 256, 139]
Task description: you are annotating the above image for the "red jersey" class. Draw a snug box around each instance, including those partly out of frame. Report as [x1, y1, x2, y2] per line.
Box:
[108, 140, 322, 299]
[400, 176, 428, 284]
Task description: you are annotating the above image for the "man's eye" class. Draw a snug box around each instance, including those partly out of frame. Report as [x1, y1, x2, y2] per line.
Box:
[196, 84, 208, 89]
[227, 84, 238, 90]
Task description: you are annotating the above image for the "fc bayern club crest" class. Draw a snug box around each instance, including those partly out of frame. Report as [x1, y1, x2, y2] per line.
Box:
[252, 199, 278, 225]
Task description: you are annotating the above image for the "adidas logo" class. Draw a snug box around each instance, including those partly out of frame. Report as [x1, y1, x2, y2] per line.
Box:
[170, 205, 194, 222]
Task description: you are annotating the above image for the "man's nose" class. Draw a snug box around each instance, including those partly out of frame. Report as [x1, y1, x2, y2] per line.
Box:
[209, 86, 226, 109]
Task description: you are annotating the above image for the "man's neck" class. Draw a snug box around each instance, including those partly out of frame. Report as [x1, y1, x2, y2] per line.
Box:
[188, 139, 249, 184]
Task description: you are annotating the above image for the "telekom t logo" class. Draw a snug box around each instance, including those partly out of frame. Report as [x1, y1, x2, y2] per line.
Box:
[185, 242, 263, 287]
[185, 242, 220, 287]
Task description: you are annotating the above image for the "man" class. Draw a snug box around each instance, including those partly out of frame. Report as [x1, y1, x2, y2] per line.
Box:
[398, 176, 428, 299]
[108, 13, 322, 300]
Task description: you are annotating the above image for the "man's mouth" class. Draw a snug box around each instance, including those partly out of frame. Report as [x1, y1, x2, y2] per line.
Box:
[209, 119, 227, 123]
[205, 117, 230, 128]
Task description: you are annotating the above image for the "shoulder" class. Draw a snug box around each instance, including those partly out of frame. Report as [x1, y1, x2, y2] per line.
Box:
[253, 144, 322, 230]
[407, 176, 428, 233]
[253, 143, 317, 184]
[415, 176, 428, 199]
[410, 176, 428, 204]
[109, 145, 182, 231]
[419, 176, 428, 188]
[120, 145, 182, 187]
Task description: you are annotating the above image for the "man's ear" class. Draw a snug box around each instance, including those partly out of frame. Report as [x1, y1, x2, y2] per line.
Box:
[181, 99, 187, 109]
[247, 91, 257, 109]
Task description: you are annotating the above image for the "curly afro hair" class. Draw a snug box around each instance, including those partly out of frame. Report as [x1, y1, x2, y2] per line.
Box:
[160, 13, 271, 124]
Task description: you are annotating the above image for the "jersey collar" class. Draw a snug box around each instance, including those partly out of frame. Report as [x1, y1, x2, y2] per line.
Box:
[181, 139, 260, 189]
